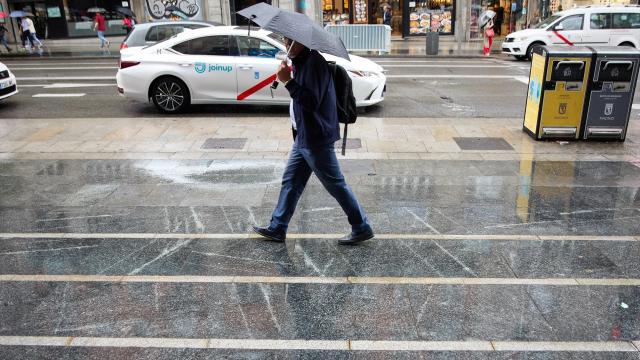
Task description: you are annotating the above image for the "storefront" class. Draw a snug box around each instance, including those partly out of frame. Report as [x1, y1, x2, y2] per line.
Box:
[322, 0, 455, 36]
[7, 0, 132, 39]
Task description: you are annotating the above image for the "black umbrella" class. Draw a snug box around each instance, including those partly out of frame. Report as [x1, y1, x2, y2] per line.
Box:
[237, 2, 349, 60]
[116, 7, 135, 18]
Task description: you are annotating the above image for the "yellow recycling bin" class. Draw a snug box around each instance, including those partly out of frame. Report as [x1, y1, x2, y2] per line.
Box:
[523, 46, 593, 140]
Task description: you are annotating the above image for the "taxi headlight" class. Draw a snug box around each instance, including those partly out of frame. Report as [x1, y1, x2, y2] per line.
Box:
[513, 37, 527, 42]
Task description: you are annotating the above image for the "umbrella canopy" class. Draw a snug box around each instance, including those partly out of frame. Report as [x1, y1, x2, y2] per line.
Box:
[87, 7, 106, 13]
[478, 10, 496, 28]
[9, 10, 34, 17]
[237, 3, 349, 61]
[116, 7, 135, 18]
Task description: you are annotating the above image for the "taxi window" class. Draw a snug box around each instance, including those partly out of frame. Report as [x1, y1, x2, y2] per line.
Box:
[613, 13, 640, 29]
[590, 13, 612, 30]
[235, 36, 279, 58]
[556, 15, 583, 31]
[172, 36, 232, 56]
[146, 25, 186, 42]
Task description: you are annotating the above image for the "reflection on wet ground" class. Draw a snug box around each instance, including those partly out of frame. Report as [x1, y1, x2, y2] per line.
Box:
[1, 158, 640, 357]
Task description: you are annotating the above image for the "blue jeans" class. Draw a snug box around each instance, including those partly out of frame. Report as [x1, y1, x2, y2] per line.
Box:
[270, 141, 370, 234]
[97, 31, 107, 47]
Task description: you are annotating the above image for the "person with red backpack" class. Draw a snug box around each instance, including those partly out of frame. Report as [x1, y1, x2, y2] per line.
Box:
[252, 37, 374, 245]
[122, 16, 134, 34]
[93, 11, 109, 50]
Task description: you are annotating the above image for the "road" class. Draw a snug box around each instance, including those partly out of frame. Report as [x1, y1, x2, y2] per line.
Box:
[1, 57, 538, 119]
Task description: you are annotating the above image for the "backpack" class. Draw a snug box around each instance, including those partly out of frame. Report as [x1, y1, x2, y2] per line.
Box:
[327, 62, 357, 155]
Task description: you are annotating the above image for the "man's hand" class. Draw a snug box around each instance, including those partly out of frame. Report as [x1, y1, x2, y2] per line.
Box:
[276, 60, 292, 83]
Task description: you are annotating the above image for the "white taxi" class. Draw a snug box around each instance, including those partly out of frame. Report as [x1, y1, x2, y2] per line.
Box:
[0, 62, 18, 100]
[503, 6, 640, 60]
[116, 26, 386, 113]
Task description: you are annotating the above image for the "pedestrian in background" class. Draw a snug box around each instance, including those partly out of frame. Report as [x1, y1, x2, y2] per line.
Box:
[383, 6, 392, 26]
[483, 17, 495, 56]
[0, 25, 11, 53]
[93, 11, 110, 50]
[123, 15, 134, 34]
[20, 17, 33, 53]
[25, 16, 43, 48]
[252, 37, 374, 245]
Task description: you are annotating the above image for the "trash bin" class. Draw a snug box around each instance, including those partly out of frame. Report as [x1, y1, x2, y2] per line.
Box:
[523, 45, 594, 140]
[426, 31, 439, 56]
[582, 46, 640, 141]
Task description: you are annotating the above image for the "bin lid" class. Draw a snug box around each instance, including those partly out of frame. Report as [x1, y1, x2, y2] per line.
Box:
[542, 45, 594, 56]
[588, 46, 640, 57]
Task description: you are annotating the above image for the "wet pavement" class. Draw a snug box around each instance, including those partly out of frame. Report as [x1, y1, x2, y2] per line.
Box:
[2, 56, 640, 358]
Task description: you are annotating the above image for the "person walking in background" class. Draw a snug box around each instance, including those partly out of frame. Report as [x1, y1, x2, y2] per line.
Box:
[483, 17, 495, 56]
[494, 5, 504, 36]
[20, 17, 33, 53]
[123, 15, 134, 34]
[252, 38, 374, 245]
[0, 25, 12, 53]
[25, 16, 43, 48]
[93, 11, 109, 50]
[383, 6, 392, 26]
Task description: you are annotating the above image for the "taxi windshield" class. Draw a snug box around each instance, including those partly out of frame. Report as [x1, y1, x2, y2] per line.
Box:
[534, 14, 562, 29]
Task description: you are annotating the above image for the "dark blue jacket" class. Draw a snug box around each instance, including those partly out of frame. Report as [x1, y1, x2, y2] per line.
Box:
[285, 49, 340, 149]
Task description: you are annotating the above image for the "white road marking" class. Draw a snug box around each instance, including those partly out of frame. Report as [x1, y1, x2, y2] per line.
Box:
[382, 65, 508, 68]
[0, 337, 637, 352]
[386, 75, 526, 80]
[1, 274, 639, 286]
[0, 232, 637, 242]
[18, 83, 116, 88]
[32, 93, 86, 98]
[514, 76, 530, 84]
[632, 104, 640, 110]
[17, 76, 115, 81]
[11, 66, 117, 70]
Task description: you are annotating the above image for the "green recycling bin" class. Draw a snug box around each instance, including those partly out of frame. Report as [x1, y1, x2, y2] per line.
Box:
[523, 46, 594, 140]
[582, 46, 640, 141]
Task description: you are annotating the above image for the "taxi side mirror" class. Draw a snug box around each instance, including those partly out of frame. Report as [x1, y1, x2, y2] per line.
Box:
[554, 23, 564, 31]
[275, 50, 287, 61]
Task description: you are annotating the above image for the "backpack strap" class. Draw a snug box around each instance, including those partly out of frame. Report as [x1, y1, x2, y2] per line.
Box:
[342, 123, 348, 156]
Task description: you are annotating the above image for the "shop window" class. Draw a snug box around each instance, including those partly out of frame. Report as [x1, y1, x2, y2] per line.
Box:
[590, 13, 611, 30]
[172, 36, 232, 56]
[408, 0, 454, 35]
[235, 36, 279, 58]
[323, 0, 351, 25]
[371, 0, 402, 35]
[65, 0, 130, 37]
[145, 25, 189, 43]
[613, 13, 640, 29]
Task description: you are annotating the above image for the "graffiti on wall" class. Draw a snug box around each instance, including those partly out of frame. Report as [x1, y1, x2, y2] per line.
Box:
[146, 0, 202, 20]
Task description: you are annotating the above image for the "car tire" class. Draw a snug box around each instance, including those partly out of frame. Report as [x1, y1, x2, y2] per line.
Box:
[151, 77, 190, 113]
[514, 55, 528, 61]
[526, 43, 544, 61]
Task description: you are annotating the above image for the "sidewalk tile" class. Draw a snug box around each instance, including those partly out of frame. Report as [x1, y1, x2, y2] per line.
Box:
[425, 141, 461, 153]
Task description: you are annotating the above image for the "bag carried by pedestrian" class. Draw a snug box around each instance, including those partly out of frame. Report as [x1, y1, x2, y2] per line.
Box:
[327, 62, 357, 155]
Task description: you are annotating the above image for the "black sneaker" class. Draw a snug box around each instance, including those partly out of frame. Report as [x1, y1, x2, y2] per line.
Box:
[338, 228, 374, 245]
[252, 226, 286, 242]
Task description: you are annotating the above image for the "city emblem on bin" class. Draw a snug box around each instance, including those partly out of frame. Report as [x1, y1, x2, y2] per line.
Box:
[559, 103, 567, 115]
[194, 62, 206, 74]
[563, 67, 572, 78]
[605, 103, 614, 116]
[611, 67, 620, 79]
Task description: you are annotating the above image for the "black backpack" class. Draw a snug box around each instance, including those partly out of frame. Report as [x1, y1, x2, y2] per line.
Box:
[327, 62, 357, 155]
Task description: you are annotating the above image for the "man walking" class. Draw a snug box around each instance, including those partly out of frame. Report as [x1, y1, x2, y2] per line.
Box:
[93, 11, 109, 50]
[25, 17, 43, 48]
[252, 38, 374, 245]
[0, 25, 12, 53]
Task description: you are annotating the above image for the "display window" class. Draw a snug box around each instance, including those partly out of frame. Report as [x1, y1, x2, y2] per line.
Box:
[323, 0, 351, 25]
[63, 0, 130, 37]
[405, 0, 454, 35]
[370, 0, 402, 35]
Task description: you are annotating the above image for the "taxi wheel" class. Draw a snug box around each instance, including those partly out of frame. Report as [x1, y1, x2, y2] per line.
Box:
[151, 77, 190, 113]
[526, 43, 544, 61]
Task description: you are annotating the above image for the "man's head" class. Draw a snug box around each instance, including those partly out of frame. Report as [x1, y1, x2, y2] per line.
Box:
[284, 37, 306, 58]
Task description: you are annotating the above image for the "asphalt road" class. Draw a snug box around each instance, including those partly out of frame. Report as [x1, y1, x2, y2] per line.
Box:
[2, 56, 639, 119]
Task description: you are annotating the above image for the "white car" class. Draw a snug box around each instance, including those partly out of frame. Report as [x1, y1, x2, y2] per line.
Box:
[0, 62, 17, 100]
[117, 26, 386, 113]
[503, 6, 640, 60]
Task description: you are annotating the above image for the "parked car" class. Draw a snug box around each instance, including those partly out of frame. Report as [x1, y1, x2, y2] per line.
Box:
[503, 6, 640, 60]
[116, 26, 386, 113]
[120, 21, 219, 54]
[0, 62, 17, 100]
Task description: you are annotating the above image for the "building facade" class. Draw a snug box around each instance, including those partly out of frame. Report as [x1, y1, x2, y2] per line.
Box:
[1, 0, 638, 42]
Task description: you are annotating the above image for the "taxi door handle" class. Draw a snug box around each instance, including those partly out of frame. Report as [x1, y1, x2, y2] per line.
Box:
[239, 64, 253, 70]
[179, 63, 193, 67]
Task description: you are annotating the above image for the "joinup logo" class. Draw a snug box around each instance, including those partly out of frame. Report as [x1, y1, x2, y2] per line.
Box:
[194, 62, 206, 74]
[194, 63, 233, 74]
